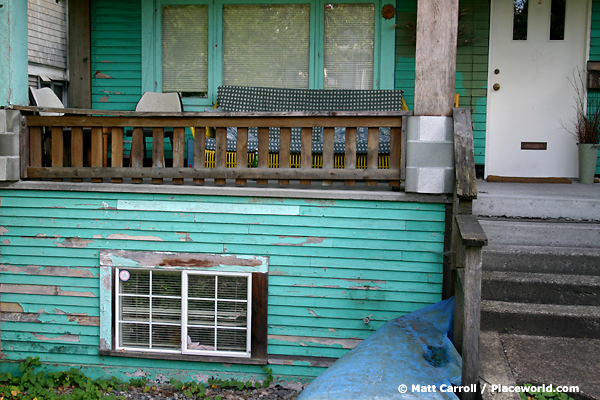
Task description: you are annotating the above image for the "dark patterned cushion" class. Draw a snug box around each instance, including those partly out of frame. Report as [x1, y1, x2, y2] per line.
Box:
[207, 86, 402, 154]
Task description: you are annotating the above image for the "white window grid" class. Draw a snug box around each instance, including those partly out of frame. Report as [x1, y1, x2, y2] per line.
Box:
[115, 268, 252, 358]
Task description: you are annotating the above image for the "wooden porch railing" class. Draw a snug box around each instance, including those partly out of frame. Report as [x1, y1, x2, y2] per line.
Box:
[451, 108, 487, 400]
[18, 107, 409, 187]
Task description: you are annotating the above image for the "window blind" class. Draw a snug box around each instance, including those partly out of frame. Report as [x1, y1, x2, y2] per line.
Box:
[222, 4, 310, 89]
[162, 5, 209, 95]
[324, 3, 374, 90]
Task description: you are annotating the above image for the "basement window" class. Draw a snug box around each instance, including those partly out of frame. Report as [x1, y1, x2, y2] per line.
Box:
[100, 250, 268, 362]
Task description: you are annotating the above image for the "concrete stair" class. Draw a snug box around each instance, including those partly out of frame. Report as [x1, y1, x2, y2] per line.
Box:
[479, 218, 600, 339]
[473, 181, 600, 399]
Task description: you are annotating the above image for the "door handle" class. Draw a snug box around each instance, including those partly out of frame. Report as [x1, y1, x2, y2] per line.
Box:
[493, 83, 501, 91]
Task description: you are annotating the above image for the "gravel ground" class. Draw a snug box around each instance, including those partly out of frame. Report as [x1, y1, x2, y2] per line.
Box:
[112, 383, 303, 400]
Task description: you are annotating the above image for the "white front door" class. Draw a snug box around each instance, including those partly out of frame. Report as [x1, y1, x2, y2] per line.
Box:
[486, 0, 590, 178]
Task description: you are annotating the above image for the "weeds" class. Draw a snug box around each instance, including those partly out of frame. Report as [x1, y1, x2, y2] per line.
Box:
[0, 357, 274, 400]
[519, 383, 576, 400]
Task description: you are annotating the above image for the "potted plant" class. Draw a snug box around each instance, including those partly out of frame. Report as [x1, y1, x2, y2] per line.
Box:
[564, 70, 600, 183]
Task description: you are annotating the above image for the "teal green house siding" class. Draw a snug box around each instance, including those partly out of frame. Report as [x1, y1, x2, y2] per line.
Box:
[91, 0, 142, 111]
[0, 189, 445, 381]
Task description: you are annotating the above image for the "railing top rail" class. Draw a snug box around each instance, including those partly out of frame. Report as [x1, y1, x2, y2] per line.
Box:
[11, 105, 412, 119]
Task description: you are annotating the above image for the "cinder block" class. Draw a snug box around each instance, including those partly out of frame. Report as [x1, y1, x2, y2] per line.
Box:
[405, 167, 454, 194]
[407, 116, 453, 142]
[0, 132, 19, 156]
[0, 156, 20, 181]
[405, 116, 455, 194]
[0, 110, 21, 134]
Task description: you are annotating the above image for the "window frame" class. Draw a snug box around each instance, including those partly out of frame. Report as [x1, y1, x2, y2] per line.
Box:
[141, 0, 395, 109]
[100, 250, 268, 363]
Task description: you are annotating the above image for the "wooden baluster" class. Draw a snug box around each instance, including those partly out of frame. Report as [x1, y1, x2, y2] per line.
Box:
[172, 127, 185, 185]
[257, 127, 269, 185]
[215, 127, 227, 185]
[152, 127, 164, 184]
[131, 127, 143, 183]
[29, 126, 42, 180]
[111, 127, 123, 183]
[344, 127, 357, 186]
[193, 127, 205, 185]
[389, 126, 402, 187]
[91, 127, 103, 183]
[51, 126, 63, 182]
[71, 127, 84, 182]
[236, 127, 248, 186]
[366, 127, 379, 186]
[300, 127, 312, 185]
[278, 127, 291, 185]
[322, 127, 334, 186]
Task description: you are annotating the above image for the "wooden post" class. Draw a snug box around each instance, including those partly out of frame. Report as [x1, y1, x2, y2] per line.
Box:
[414, 0, 459, 116]
[68, 0, 91, 108]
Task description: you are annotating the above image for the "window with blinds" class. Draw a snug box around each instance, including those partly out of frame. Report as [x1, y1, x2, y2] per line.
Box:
[162, 5, 209, 96]
[222, 4, 310, 89]
[324, 3, 374, 90]
[116, 268, 252, 358]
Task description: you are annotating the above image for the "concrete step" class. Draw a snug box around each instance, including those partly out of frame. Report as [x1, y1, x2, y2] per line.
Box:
[481, 300, 600, 339]
[483, 245, 600, 275]
[473, 180, 600, 221]
[479, 218, 600, 249]
[482, 271, 600, 306]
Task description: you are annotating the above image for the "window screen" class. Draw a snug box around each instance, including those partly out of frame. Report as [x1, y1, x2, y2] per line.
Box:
[116, 268, 251, 358]
[222, 4, 310, 88]
[324, 3, 374, 90]
[162, 5, 209, 96]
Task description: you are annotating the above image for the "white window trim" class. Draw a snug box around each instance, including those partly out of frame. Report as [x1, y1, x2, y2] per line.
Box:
[99, 250, 269, 360]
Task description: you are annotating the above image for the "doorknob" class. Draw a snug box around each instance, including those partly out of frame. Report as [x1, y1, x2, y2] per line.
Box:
[493, 83, 500, 91]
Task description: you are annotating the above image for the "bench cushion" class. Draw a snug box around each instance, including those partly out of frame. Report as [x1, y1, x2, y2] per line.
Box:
[217, 86, 404, 112]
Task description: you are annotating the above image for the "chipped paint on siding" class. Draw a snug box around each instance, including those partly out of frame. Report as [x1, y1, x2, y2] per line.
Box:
[32, 333, 80, 343]
[268, 335, 362, 350]
[54, 237, 94, 248]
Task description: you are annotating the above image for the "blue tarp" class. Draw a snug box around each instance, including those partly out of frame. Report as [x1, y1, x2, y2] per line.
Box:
[297, 298, 462, 400]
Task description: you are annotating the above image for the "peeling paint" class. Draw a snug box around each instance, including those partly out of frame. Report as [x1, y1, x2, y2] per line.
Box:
[307, 309, 318, 317]
[191, 373, 209, 384]
[343, 279, 386, 284]
[0, 226, 8, 235]
[177, 232, 192, 242]
[101, 60, 115, 63]
[2, 239, 10, 245]
[32, 333, 80, 343]
[268, 334, 362, 350]
[104, 233, 164, 241]
[349, 285, 382, 291]
[125, 369, 148, 378]
[0, 284, 96, 297]
[275, 236, 326, 246]
[99, 95, 109, 102]
[328, 328, 335, 333]
[0, 265, 95, 278]
[94, 71, 113, 79]
[54, 237, 94, 248]
[0, 302, 24, 313]
[102, 273, 112, 291]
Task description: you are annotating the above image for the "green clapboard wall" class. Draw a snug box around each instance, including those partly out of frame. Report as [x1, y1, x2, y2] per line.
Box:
[394, 0, 490, 167]
[0, 189, 445, 381]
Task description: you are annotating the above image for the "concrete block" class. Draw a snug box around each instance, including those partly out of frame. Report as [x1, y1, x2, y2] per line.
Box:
[0, 156, 20, 181]
[0, 132, 19, 156]
[405, 166, 454, 193]
[407, 116, 453, 142]
[405, 116, 455, 194]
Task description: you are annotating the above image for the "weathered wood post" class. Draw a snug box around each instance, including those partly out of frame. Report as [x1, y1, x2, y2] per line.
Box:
[414, 0, 459, 117]
[405, 0, 459, 194]
[452, 108, 487, 400]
